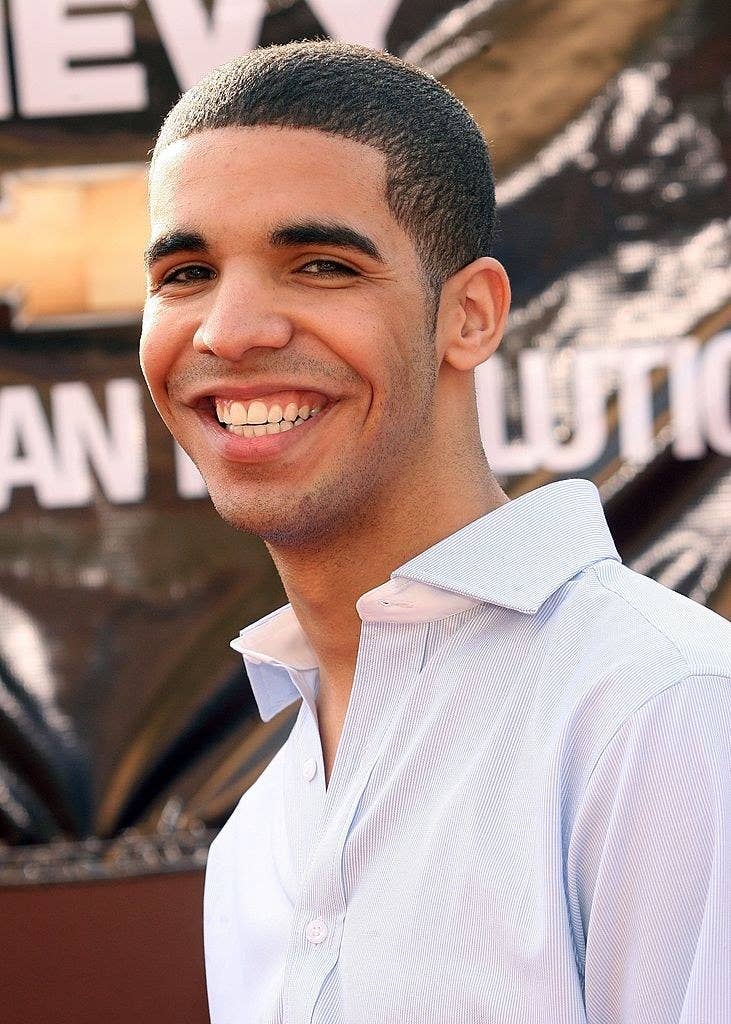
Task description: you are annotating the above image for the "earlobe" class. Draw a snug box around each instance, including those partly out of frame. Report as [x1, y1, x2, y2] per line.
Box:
[440, 257, 511, 372]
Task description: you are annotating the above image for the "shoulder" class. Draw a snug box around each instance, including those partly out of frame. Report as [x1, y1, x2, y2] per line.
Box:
[587, 669, 730, 786]
[551, 558, 730, 717]
[545, 560, 730, 805]
[585, 559, 731, 677]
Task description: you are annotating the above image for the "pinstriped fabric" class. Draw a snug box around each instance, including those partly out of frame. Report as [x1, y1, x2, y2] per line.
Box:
[204, 480, 731, 1024]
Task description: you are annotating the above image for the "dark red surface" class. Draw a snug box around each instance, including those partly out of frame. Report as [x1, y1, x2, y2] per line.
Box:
[0, 870, 209, 1024]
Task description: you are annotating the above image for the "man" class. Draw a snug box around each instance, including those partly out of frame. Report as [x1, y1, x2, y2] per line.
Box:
[140, 41, 730, 1024]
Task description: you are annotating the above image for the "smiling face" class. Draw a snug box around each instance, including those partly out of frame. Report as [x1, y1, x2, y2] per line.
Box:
[140, 126, 443, 548]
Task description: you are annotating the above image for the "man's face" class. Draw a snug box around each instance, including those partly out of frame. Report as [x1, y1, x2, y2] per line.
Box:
[140, 126, 440, 547]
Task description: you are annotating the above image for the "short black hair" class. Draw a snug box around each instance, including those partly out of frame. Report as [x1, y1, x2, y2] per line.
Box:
[153, 41, 496, 295]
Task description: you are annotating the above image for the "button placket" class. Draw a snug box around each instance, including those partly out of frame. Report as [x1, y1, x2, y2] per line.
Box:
[281, 708, 327, 892]
[282, 621, 430, 1023]
[281, 770, 361, 1022]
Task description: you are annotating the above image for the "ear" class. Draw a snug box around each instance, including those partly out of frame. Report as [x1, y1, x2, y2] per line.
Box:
[436, 257, 511, 372]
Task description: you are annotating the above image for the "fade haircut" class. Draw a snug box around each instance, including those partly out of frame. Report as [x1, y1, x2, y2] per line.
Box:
[152, 41, 496, 297]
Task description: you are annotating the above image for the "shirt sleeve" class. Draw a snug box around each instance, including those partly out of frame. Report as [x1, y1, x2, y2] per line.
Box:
[566, 673, 731, 1024]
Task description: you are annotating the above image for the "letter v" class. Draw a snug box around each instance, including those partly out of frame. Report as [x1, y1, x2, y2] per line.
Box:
[307, 0, 403, 50]
[147, 0, 266, 90]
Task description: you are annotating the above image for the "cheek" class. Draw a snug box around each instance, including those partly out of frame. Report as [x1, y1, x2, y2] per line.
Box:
[324, 301, 405, 382]
[139, 302, 183, 395]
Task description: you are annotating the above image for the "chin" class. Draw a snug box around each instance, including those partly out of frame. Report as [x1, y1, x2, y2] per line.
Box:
[207, 487, 329, 549]
[208, 479, 370, 552]
[207, 488, 281, 538]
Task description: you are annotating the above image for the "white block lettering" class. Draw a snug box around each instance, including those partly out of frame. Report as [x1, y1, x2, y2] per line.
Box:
[0, 386, 62, 510]
[520, 349, 609, 472]
[307, 0, 402, 50]
[147, 0, 265, 90]
[51, 379, 146, 504]
[174, 442, 208, 499]
[616, 344, 668, 464]
[9, 0, 146, 117]
[701, 331, 731, 455]
[0, 22, 13, 119]
[668, 337, 706, 459]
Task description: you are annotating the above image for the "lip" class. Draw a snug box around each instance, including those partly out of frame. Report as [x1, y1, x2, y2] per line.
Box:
[193, 400, 334, 464]
[185, 381, 336, 407]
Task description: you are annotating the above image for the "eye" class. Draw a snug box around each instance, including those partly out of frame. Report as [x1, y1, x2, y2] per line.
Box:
[297, 259, 358, 278]
[160, 264, 216, 286]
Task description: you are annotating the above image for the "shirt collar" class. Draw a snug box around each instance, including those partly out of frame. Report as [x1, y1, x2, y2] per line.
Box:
[392, 478, 620, 613]
[231, 479, 621, 720]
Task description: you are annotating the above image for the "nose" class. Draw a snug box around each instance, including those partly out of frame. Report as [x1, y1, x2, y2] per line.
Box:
[192, 272, 292, 360]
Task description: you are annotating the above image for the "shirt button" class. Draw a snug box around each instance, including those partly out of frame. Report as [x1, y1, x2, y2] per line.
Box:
[302, 758, 317, 781]
[305, 918, 328, 944]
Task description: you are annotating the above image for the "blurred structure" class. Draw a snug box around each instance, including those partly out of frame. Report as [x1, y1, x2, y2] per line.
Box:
[0, 1, 728, 1021]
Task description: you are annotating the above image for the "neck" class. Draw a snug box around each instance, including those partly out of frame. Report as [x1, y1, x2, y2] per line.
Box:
[266, 461, 508, 706]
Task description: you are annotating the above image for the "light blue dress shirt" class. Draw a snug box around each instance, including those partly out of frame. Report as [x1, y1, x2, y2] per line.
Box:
[205, 479, 731, 1024]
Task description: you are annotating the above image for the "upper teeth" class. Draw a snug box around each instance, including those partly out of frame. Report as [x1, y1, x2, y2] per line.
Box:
[215, 397, 323, 435]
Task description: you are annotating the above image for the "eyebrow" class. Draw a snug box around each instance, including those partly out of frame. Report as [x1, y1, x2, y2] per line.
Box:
[144, 230, 209, 271]
[269, 220, 384, 263]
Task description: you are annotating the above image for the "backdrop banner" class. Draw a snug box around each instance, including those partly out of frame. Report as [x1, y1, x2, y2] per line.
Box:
[0, 0, 728, 913]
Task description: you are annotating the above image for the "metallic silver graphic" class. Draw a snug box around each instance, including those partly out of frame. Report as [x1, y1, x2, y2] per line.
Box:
[0, 0, 727, 885]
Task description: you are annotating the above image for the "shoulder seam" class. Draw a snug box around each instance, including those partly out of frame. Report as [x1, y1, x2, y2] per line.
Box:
[585, 562, 694, 673]
[582, 670, 731, 795]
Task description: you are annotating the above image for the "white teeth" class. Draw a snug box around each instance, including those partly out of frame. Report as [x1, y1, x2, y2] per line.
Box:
[221, 397, 328, 436]
[247, 400, 268, 425]
[230, 401, 247, 425]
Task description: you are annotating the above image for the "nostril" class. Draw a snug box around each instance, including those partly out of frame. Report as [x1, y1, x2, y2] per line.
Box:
[193, 330, 215, 354]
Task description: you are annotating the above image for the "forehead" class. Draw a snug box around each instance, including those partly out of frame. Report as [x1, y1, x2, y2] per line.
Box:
[148, 126, 399, 243]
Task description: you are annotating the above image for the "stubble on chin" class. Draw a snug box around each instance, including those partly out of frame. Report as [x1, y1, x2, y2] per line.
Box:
[208, 406, 428, 552]
[207, 454, 385, 553]
[207, 325, 439, 549]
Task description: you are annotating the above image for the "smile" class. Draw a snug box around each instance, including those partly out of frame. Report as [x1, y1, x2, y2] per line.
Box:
[215, 395, 324, 437]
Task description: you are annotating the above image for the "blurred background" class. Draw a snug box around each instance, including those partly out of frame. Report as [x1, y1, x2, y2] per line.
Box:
[0, 1, 728, 1021]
